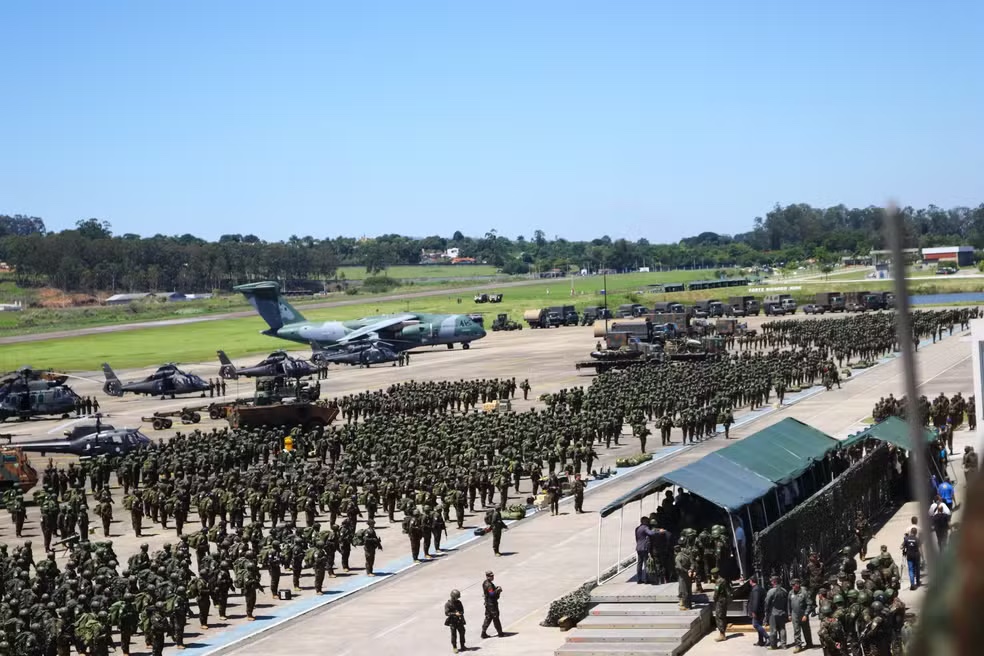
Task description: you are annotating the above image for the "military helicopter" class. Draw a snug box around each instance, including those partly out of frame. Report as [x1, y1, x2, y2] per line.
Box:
[13, 417, 152, 458]
[0, 367, 82, 422]
[216, 349, 320, 380]
[102, 363, 210, 399]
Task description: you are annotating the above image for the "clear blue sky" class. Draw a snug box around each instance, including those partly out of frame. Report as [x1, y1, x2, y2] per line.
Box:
[1, 1, 981, 243]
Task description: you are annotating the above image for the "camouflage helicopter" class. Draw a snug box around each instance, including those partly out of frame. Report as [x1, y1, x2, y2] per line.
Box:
[102, 363, 210, 399]
[0, 367, 82, 422]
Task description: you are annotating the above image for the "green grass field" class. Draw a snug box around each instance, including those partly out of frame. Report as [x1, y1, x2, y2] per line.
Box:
[1, 270, 724, 371]
[10, 267, 981, 372]
[335, 264, 500, 280]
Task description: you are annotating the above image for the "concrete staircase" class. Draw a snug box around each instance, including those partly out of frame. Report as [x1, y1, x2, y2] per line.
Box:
[555, 582, 712, 656]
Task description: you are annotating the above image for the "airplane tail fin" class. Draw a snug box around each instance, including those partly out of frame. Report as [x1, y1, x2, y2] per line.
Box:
[217, 350, 237, 380]
[234, 281, 307, 333]
[101, 364, 123, 397]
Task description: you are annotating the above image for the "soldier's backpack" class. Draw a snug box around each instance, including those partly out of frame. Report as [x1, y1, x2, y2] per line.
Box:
[484, 509, 494, 526]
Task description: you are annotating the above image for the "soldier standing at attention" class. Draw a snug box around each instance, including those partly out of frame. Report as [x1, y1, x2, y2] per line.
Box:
[489, 507, 508, 557]
[520, 379, 531, 400]
[764, 575, 789, 649]
[363, 519, 382, 576]
[444, 589, 466, 653]
[674, 543, 693, 610]
[788, 578, 814, 652]
[480, 571, 504, 639]
[572, 474, 585, 513]
[712, 568, 730, 641]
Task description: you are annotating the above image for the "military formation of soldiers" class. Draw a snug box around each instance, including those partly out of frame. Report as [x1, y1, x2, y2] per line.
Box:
[873, 391, 974, 451]
[0, 308, 971, 654]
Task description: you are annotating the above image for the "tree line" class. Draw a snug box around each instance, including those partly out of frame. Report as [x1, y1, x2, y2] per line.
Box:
[1, 203, 982, 294]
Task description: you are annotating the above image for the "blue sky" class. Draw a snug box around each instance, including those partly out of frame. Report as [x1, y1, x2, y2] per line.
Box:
[1, 1, 981, 243]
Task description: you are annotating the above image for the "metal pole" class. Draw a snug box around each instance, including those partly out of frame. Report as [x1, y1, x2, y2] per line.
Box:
[729, 513, 745, 579]
[886, 204, 937, 578]
[604, 269, 609, 337]
[616, 506, 624, 572]
[774, 489, 783, 518]
[761, 498, 769, 525]
[747, 506, 755, 535]
[597, 514, 603, 585]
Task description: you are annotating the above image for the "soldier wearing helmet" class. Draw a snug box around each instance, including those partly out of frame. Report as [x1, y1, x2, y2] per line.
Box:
[444, 589, 466, 653]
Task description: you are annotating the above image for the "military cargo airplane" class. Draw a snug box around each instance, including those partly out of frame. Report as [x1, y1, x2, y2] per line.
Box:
[217, 349, 320, 380]
[14, 419, 151, 457]
[102, 363, 210, 399]
[235, 281, 486, 363]
[0, 368, 81, 422]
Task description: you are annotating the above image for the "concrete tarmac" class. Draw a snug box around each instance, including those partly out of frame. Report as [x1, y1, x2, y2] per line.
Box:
[220, 331, 973, 656]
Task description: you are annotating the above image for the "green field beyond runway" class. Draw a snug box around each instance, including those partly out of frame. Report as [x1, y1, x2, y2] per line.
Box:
[5, 270, 984, 372]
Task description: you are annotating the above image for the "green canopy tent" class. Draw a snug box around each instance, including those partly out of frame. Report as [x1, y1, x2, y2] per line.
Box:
[841, 416, 937, 449]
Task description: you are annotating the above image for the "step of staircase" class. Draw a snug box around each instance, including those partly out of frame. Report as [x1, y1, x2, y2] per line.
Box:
[564, 628, 688, 644]
[578, 614, 698, 631]
[590, 603, 704, 617]
[590, 582, 709, 605]
[555, 643, 675, 656]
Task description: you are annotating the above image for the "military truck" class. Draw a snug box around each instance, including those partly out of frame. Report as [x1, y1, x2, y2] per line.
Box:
[653, 301, 685, 315]
[524, 308, 563, 329]
[845, 291, 883, 312]
[0, 442, 38, 492]
[694, 299, 725, 318]
[594, 318, 654, 343]
[764, 294, 797, 314]
[878, 291, 896, 309]
[546, 305, 579, 326]
[580, 306, 613, 325]
[814, 291, 846, 313]
[726, 296, 760, 317]
[491, 313, 522, 331]
[762, 301, 786, 316]
[616, 303, 646, 318]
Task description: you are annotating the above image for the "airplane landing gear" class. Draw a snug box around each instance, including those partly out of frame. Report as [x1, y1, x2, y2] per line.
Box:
[447, 343, 454, 350]
[462, 342, 470, 350]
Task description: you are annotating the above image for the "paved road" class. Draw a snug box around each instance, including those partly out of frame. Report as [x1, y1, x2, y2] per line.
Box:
[220, 330, 973, 656]
[0, 276, 555, 345]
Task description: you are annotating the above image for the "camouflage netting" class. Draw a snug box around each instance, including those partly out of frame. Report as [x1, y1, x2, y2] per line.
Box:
[541, 557, 637, 627]
[541, 581, 597, 627]
[753, 442, 899, 584]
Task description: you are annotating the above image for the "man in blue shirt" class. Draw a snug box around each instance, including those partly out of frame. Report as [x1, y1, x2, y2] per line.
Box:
[938, 478, 955, 508]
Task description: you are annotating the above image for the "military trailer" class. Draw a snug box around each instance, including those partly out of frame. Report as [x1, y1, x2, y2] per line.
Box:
[814, 291, 846, 313]
[226, 400, 339, 431]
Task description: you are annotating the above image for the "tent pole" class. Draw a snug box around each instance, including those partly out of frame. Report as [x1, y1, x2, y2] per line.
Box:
[747, 505, 755, 534]
[616, 506, 624, 572]
[761, 498, 769, 525]
[729, 513, 745, 579]
[774, 489, 782, 517]
[597, 513, 602, 585]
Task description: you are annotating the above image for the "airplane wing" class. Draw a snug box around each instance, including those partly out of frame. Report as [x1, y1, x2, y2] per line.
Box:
[336, 314, 419, 345]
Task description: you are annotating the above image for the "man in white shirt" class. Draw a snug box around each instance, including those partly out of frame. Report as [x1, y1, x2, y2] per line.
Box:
[929, 495, 951, 549]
